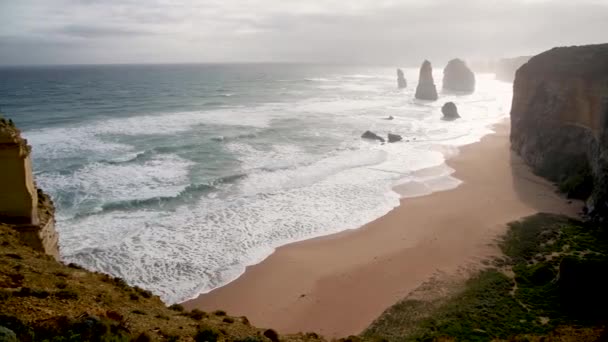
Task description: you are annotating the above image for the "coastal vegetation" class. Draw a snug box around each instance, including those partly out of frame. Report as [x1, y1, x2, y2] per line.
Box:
[0, 224, 325, 341]
[4, 212, 607, 341]
[363, 213, 608, 341]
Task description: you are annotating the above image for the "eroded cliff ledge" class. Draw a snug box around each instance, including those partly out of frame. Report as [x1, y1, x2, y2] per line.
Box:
[0, 115, 59, 259]
[510, 44, 608, 216]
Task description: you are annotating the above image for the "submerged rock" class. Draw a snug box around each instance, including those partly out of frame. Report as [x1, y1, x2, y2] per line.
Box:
[443, 58, 475, 92]
[441, 102, 460, 120]
[388, 133, 402, 143]
[384, 116, 394, 120]
[361, 130, 385, 143]
[397, 69, 407, 88]
[415, 60, 438, 101]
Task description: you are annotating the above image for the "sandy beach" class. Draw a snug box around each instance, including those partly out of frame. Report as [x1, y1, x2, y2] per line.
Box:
[184, 120, 581, 338]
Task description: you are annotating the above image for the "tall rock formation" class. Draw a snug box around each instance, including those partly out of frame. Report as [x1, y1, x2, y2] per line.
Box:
[0, 115, 59, 259]
[443, 58, 475, 92]
[510, 44, 608, 216]
[415, 60, 438, 101]
[396, 68, 407, 88]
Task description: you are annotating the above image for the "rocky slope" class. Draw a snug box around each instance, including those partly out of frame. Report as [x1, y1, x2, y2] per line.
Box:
[0, 224, 328, 342]
[510, 44, 608, 217]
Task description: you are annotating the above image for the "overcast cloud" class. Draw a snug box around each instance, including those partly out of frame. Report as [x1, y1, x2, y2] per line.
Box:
[0, 0, 607, 65]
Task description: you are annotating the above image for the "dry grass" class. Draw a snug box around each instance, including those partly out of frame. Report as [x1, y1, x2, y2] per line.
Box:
[0, 224, 326, 342]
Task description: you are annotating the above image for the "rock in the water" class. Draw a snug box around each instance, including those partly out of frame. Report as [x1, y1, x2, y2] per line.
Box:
[361, 130, 385, 143]
[396, 69, 407, 88]
[385, 116, 394, 120]
[415, 60, 438, 101]
[443, 58, 475, 92]
[510, 43, 608, 217]
[388, 133, 402, 143]
[441, 102, 460, 120]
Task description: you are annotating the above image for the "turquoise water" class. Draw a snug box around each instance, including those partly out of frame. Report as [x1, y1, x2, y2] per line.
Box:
[0, 64, 512, 303]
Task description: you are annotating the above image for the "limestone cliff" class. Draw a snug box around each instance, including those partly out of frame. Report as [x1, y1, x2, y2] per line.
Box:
[0, 115, 59, 259]
[510, 44, 608, 216]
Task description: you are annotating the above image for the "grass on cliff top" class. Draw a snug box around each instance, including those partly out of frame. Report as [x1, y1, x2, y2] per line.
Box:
[363, 213, 608, 342]
[0, 224, 326, 342]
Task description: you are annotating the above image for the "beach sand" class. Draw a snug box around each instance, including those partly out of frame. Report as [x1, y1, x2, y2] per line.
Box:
[183, 121, 581, 338]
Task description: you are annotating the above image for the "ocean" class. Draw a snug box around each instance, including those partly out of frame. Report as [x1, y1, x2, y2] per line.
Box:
[0, 63, 512, 304]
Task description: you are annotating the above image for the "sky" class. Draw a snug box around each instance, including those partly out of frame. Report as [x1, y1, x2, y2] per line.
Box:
[0, 0, 607, 66]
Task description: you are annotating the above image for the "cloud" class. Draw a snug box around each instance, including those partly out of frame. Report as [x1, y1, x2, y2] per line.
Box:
[0, 0, 606, 65]
[58, 24, 154, 38]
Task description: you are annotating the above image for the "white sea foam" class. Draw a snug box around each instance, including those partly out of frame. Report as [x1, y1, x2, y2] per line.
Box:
[38, 154, 194, 219]
[35, 67, 513, 304]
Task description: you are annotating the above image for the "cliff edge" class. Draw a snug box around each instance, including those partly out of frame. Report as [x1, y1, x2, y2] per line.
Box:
[0, 115, 59, 259]
[510, 44, 608, 216]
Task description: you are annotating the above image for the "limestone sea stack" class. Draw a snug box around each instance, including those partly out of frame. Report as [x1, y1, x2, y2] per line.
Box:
[441, 102, 460, 120]
[443, 58, 475, 92]
[397, 68, 407, 88]
[0, 115, 59, 259]
[415, 60, 438, 101]
[510, 44, 608, 216]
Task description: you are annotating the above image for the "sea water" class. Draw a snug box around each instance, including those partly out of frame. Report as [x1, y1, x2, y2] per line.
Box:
[0, 64, 512, 303]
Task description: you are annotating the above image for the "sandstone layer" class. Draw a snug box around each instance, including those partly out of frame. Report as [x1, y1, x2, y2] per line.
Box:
[510, 44, 608, 217]
[0, 115, 59, 259]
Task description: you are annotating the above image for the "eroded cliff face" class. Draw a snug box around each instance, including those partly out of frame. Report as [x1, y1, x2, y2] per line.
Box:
[510, 44, 608, 216]
[0, 116, 59, 258]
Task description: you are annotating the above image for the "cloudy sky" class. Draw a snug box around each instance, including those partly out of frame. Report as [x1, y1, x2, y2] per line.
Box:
[0, 0, 607, 65]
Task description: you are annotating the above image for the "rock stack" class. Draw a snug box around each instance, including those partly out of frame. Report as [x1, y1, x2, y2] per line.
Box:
[443, 59, 475, 92]
[0, 115, 59, 259]
[441, 102, 460, 120]
[397, 69, 407, 88]
[415, 60, 438, 101]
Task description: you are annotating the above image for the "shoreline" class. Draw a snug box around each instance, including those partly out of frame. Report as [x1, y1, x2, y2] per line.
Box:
[183, 120, 581, 338]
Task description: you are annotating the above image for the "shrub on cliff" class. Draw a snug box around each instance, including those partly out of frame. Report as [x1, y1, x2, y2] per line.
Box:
[195, 325, 221, 342]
